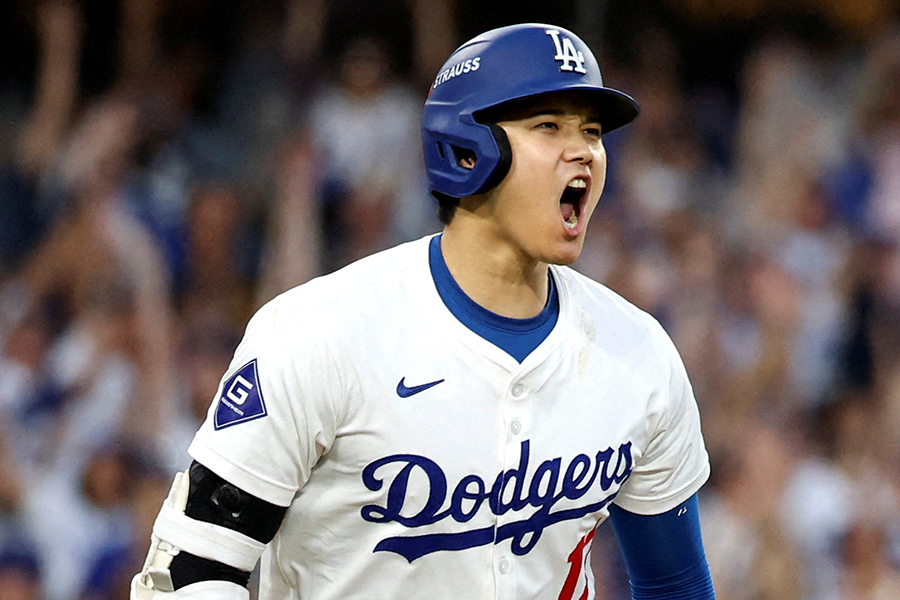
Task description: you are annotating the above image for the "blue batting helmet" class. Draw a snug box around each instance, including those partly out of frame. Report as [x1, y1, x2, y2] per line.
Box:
[422, 23, 639, 199]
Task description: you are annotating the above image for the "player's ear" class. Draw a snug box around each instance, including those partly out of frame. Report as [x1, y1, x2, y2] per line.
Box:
[454, 147, 477, 170]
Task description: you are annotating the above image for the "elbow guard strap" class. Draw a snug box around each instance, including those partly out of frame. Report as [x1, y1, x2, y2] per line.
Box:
[154, 496, 266, 572]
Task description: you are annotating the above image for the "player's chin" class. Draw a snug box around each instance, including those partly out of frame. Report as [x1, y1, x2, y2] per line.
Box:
[545, 237, 586, 266]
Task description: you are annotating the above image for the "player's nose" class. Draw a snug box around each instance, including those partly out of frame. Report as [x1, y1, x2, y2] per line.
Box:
[562, 131, 595, 164]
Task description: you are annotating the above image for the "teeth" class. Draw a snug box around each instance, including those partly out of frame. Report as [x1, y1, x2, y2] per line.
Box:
[567, 178, 587, 189]
[565, 212, 578, 229]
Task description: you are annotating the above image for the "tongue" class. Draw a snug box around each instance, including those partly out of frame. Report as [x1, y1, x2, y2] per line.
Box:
[560, 202, 575, 221]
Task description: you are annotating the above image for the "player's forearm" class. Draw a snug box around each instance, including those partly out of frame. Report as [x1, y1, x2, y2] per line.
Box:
[627, 559, 715, 599]
[609, 493, 716, 599]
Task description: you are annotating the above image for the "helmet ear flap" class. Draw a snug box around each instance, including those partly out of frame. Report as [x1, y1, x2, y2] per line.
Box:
[474, 124, 512, 195]
[423, 121, 512, 199]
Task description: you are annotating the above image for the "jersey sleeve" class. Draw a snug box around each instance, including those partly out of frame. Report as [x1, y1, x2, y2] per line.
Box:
[188, 296, 343, 507]
[613, 327, 710, 515]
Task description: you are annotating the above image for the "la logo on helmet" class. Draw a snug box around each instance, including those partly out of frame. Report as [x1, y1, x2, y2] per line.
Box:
[545, 29, 586, 74]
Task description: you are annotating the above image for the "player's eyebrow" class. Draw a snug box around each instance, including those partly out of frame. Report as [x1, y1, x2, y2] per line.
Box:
[527, 108, 567, 120]
[525, 107, 603, 124]
[479, 96, 602, 124]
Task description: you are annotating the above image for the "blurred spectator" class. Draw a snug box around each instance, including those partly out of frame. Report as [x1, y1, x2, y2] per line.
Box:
[0, 0, 81, 274]
[702, 422, 806, 600]
[2, 92, 176, 472]
[254, 139, 321, 304]
[856, 32, 900, 245]
[0, 547, 42, 600]
[728, 19, 850, 243]
[773, 179, 851, 405]
[21, 442, 145, 600]
[780, 393, 900, 599]
[617, 27, 712, 231]
[80, 465, 170, 600]
[308, 35, 434, 271]
[838, 520, 900, 599]
[154, 310, 242, 473]
[177, 182, 257, 330]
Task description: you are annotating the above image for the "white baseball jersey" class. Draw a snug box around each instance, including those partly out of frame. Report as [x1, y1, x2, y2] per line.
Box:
[188, 235, 710, 600]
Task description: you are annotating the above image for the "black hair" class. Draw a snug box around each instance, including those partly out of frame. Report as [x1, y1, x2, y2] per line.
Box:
[434, 192, 460, 225]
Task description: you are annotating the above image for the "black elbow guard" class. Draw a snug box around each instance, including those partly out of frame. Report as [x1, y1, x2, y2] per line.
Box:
[184, 461, 288, 544]
[168, 461, 288, 590]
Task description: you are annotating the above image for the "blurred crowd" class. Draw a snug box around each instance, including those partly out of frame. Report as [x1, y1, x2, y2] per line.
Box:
[0, 0, 900, 599]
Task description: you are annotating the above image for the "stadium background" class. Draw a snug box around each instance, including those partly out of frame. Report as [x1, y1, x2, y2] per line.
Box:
[1, 0, 900, 598]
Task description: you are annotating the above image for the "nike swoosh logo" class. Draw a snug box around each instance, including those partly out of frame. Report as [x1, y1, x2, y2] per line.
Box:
[396, 377, 445, 398]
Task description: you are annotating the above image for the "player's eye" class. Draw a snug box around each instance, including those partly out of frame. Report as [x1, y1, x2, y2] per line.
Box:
[583, 127, 601, 138]
[535, 121, 559, 131]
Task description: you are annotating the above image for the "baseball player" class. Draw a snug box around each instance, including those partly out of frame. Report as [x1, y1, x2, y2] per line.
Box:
[132, 24, 715, 600]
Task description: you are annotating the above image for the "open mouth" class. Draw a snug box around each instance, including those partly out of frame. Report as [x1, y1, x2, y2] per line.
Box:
[560, 178, 588, 231]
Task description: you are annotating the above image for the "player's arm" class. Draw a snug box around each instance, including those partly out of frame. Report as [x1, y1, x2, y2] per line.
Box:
[131, 461, 288, 600]
[608, 492, 715, 599]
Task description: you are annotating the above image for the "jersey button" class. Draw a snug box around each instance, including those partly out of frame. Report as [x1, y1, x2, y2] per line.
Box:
[510, 419, 522, 435]
[499, 559, 510, 574]
[511, 383, 524, 398]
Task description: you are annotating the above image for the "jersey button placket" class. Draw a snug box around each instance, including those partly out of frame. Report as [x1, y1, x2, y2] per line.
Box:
[497, 380, 527, 600]
[495, 554, 514, 600]
[508, 382, 527, 437]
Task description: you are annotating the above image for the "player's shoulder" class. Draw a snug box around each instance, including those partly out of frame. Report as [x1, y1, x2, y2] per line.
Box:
[250, 236, 431, 335]
[552, 265, 670, 342]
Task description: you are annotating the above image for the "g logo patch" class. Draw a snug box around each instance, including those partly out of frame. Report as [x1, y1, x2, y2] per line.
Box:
[226, 375, 254, 405]
[214, 359, 268, 429]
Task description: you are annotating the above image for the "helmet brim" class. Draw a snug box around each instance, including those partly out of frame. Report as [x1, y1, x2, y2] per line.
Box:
[590, 87, 641, 135]
[473, 86, 640, 135]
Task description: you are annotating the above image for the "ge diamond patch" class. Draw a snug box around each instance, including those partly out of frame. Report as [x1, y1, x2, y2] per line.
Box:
[214, 359, 267, 430]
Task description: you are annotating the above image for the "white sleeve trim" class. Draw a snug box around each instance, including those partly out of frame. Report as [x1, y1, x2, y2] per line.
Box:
[612, 461, 710, 516]
[188, 440, 297, 507]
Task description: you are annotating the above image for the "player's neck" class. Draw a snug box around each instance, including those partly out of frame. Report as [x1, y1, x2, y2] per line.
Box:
[439, 225, 550, 320]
